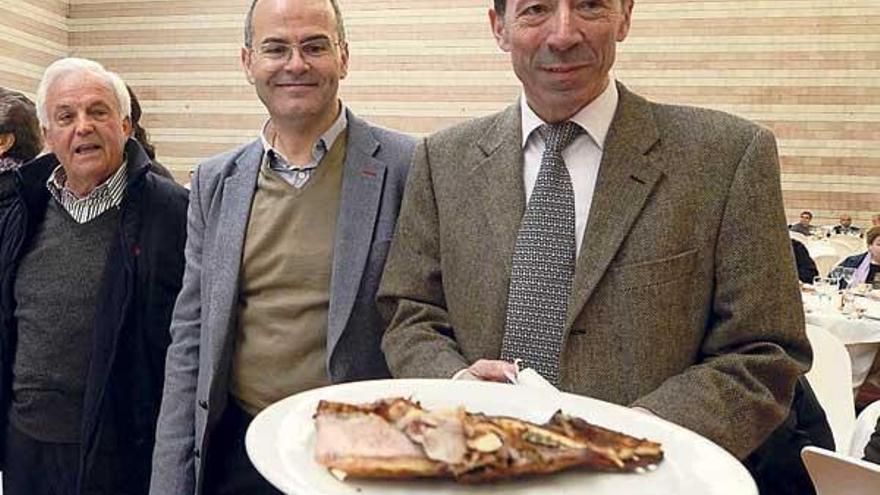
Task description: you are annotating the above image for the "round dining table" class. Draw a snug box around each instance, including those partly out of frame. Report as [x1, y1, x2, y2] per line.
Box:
[802, 291, 880, 391]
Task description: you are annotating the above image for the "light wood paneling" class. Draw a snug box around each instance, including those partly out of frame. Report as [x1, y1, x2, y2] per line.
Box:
[3, 0, 877, 227]
[0, 0, 68, 98]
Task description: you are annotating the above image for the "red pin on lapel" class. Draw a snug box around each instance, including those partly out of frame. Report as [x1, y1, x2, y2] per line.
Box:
[361, 168, 377, 178]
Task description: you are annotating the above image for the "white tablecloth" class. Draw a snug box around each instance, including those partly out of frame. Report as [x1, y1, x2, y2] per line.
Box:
[803, 292, 880, 389]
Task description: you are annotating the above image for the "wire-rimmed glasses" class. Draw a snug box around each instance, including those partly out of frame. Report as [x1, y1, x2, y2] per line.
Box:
[252, 38, 342, 64]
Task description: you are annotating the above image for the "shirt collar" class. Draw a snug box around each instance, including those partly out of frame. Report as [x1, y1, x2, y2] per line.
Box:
[259, 103, 348, 164]
[520, 79, 619, 150]
[46, 157, 128, 223]
[47, 158, 127, 202]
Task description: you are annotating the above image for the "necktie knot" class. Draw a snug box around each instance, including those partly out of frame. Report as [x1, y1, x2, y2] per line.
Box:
[541, 121, 582, 155]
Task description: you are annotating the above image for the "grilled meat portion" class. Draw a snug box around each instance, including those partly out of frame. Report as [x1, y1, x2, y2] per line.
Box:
[314, 398, 663, 483]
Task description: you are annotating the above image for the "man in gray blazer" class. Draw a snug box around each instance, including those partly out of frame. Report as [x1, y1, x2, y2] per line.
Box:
[150, 0, 414, 493]
[379, 0, 810, 461]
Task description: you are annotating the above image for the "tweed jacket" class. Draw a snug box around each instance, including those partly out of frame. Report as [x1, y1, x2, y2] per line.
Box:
[150, 110, 415, 495]
[378, 83, 811, 459]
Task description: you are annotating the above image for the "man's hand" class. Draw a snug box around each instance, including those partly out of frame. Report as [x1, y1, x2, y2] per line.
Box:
[455, 359, 519, 383]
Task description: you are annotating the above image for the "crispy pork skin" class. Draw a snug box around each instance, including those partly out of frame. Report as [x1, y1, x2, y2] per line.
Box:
[313, 398, 664, 483]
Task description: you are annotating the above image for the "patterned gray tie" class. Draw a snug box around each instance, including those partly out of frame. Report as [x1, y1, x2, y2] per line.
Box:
[501, 121, 581, 386]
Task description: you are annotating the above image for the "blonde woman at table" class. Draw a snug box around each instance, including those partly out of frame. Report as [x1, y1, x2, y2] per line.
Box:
[837, 226, 880, 288]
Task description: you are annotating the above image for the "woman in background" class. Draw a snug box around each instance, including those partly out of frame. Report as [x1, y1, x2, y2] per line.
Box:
[837, 226, 880, 286]
[0, 87, 41, 174]
[127, 85, 174, 180]
[0, 88, 42, 208]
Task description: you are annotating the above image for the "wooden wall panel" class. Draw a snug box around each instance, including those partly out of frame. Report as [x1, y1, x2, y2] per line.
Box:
[3, 0, 877, 226]
[0, 0, 68, 98]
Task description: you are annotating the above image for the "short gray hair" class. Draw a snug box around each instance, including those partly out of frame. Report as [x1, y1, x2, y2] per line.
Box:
[35, 57, 131, 128]
[244, 0, 347, 48]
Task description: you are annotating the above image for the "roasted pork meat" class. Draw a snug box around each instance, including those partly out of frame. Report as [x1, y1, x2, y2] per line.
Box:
[313, 397, 663, 483]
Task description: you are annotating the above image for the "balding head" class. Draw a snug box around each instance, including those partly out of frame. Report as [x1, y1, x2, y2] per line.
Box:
[244, 0, 346, 48]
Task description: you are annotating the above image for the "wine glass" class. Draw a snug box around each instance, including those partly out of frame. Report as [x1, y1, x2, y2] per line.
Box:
[840, 268, 856, 289]
[818, 277, 840, 308]
[813, 276, 829, 305]
[851, 294, 868, 319]
[829, 266, 856, 289]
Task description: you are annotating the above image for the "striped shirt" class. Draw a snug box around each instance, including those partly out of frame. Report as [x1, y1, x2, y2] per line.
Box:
[46, 161, 127, 224]
[259, 107, 348, 188]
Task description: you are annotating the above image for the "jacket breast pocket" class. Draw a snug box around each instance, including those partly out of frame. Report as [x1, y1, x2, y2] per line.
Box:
[607, 248, 698, 292]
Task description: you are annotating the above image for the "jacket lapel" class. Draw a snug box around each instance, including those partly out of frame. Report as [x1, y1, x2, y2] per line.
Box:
[565, 84, 665, 330]
[208, 140, 262, 379]
[465, 104, 525, 277]
[326, 112, 385, 365]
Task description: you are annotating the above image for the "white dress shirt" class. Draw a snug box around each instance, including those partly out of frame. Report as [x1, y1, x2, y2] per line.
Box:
[520, 81, 619, 256]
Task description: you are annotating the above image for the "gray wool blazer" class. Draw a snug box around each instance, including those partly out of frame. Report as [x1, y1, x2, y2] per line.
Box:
[378, 83, 811, 459]
[149, 110, 415, 495]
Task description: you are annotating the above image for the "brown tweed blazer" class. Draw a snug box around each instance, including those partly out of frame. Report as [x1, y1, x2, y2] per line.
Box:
[378, 83, 811, 459]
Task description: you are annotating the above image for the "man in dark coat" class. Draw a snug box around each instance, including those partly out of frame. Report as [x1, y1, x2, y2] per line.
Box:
[865, 417, 880, 464]
[790, 210, 815, 236]
[0, 57, 187, 495]
[792, 238, 818, 284]
[832, 214, 861, 236]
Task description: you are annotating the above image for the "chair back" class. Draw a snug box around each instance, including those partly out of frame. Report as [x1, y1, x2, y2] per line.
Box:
[805, 324, 856, 453]
[829, 235, 863, 255]
[813, 254, 843, 278]
[801, 445, 880, 495]
[826, 239, 857, 258]
[850, 400, 880, 458]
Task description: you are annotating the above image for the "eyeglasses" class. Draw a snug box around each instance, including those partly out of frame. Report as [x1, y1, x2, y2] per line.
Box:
[253, 39, 341, 63]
